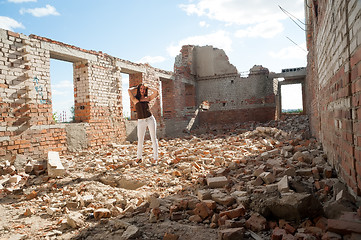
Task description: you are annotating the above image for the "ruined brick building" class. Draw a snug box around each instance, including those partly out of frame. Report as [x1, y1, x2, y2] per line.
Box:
[1, 0, 361, 196]
[0, 30, 281, 157]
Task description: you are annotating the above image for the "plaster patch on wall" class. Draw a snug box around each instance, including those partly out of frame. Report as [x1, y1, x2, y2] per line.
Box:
[326, 97, 351, 111]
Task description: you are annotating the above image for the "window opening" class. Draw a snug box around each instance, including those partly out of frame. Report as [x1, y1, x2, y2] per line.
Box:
[50, 59, 74, 123]
[121, 73, 131, 120]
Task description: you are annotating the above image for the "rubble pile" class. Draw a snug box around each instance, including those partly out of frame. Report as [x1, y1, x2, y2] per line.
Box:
[1, 115, 361, 240]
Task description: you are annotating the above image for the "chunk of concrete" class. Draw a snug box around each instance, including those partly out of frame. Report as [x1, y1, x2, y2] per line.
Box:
[259, 172, 275, 184]
[121, 225, 141, 239]
[218, 227, 244, 240]
[278, 175, 289, 193]
[267, 193, 323, 221]
[47, 151, 65, 177]
[207, 176, 228, 188]
[66, 212, 84, 228]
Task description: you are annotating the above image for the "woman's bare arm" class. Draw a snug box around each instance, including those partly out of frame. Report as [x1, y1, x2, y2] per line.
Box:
[146, 87, 159, 101]
[128, 86, 139, 104]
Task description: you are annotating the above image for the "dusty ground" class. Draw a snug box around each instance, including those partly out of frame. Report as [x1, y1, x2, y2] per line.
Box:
[0, 115, 360, 240]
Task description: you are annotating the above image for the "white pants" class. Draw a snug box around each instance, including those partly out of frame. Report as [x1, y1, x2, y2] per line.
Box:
[137, 115, 158, 161]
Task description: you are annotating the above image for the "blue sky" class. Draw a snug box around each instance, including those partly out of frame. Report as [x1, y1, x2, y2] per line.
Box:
[0, 0, 306, 120]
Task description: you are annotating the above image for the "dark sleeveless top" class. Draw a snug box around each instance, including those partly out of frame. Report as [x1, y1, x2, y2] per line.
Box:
[135, 101, 152, 119]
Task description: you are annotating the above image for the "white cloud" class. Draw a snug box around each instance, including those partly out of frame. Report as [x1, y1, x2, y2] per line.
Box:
[167, 30, 232, 57]
[52, 80, 73, 89]
[137, 56, 166, 64]
[20, 4, 60, 17]
[0, 16, 24, 31]
[8, 0, 36, 3]
[199, 21, 209, 27]
[51, 80, 73, 97]
[52, 89, 70, 96]
[235, 21, 284, 39]
[269, 42, 307, 60]
[179, 0, 304, 25]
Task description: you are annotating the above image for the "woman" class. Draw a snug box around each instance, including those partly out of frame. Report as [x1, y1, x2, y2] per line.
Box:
[128, 83, 159, 164]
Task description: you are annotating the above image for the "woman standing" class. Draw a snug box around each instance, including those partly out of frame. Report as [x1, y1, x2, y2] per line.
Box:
[128, 84, 159, 164]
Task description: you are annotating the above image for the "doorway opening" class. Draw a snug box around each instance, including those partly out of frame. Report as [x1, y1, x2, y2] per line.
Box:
[281, 83, 303, 113]
[50, 59, 74, 123]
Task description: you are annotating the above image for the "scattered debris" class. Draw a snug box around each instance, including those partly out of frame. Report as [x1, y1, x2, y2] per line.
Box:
[0, 115, 360, 239]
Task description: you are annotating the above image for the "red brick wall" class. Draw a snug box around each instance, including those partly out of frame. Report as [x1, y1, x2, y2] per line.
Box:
[199, 106, 276, 125]
[161, 79, 176, 119]
[305, 0, 361, 195]
[0, 30, 68, 159]
[352, 46, 361, 192]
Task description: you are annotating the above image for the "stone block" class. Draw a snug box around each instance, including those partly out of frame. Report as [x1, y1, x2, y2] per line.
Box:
[189, 214, 203, 223]
[327, 218, 361, 235]
[218, 227, 244, 240]
[211, 192, 235, 206]
[259, 172, 275, 184]
[47, 151, 65, 177]
[121, 225, 141, 239]
[207, 176, 228, 188]
[267, 193, 323, 222]
[66, 212, 84, 228]
[278, 175, 289, 192]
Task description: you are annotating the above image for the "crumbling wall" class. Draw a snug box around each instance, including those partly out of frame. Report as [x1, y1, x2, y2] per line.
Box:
[162, 45, 197, 137]
[0, 29, 67, 159]
[72, 55, 124, 148]
[0, 28, 282, 159]
[197, 64, 276, 125]
[1, 28, 170, 159]
[305, 0, 361, 195]
[172, 45, 276, 128]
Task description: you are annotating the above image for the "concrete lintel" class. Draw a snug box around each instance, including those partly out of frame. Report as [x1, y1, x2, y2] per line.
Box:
[271, 67, 306, 80]
[116, 61, 146, 74]
[156, 72, 174, 81]
[180, 77, 196, 85]
[42, 41, 97, 62]
[279, 79, 305, 85]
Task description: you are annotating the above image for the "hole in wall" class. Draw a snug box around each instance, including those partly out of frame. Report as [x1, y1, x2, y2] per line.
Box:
[50, 59, 75, 123]
[281, 83, 303, 113]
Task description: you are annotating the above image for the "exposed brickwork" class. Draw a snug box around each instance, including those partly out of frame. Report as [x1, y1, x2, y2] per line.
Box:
[199, 107, 276, 125]
[0, 29, 127, 159]
[305, 0, 361, 195]
[0, 30, 67, 159]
